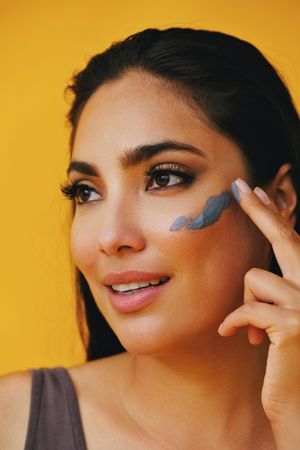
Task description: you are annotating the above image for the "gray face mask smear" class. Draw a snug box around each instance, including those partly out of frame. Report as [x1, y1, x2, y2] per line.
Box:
[170, 191, 233, 232]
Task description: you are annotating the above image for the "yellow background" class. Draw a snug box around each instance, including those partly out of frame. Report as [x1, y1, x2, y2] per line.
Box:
[1, 0, 300, 375]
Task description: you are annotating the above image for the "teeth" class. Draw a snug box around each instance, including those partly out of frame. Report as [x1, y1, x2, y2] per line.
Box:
[111, 278, 167, 293]
[150, 280, 160, 286]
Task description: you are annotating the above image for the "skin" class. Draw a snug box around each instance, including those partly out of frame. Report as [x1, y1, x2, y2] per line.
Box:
[169, 190, 233, 231]
[219, 178, 300, 449]
[68, 70, 300, 449]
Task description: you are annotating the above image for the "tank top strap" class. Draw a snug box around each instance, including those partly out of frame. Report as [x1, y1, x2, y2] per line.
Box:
[24, 367, 87, 450]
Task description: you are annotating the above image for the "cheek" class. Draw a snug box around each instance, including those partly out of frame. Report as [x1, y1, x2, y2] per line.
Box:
[70, 218, 96, 274]
[157, 205, 267, 306]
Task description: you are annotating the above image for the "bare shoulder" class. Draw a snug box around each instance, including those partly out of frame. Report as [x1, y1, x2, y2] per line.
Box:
[0, 369, 32, 450]
[67, 351, 130, 399]
[66, 352, 138, 449]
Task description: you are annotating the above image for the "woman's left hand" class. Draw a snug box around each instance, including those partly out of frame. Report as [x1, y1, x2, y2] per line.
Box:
[218, 178, 300, 447]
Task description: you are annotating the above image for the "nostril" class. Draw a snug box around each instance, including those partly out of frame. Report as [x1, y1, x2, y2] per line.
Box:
[116, 245, 134, 252]
[98, 239, 145, 256]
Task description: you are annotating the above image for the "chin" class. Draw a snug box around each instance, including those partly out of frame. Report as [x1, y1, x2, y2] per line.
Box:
[110, 318, 168, 355]
[109, 316, 216, 358]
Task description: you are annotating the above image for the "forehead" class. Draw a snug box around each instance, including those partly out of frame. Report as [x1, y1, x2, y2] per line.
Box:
[76, 70, 203, 125]
[72, 71, 245, 174]
[73, 71, 208, 149]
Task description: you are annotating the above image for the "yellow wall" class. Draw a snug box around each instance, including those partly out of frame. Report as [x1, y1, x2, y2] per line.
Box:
[1, 0, 299, 375]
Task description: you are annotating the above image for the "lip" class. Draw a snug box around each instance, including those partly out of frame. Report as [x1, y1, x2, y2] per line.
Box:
[103, 270, 170, 286]
[106, 279, 170, 313]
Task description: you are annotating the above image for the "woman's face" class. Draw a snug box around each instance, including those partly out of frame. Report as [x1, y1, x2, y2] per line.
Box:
[69, 71, 271, 355]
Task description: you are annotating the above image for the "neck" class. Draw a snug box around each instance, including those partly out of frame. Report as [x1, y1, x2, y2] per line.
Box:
[118, 330, 273, 448]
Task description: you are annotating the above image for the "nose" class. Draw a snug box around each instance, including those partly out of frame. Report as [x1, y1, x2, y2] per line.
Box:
[97, 199, 146, 256]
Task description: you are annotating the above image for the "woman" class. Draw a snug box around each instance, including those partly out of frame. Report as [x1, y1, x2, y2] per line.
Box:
[1, 27, 300, 449]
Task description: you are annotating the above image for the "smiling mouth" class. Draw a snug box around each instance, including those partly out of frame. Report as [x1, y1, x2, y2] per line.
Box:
[110, 277, 170, 295]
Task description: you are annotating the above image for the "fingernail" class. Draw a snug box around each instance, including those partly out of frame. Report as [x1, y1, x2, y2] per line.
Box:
[231, 178, 252, 203]
[235, 178, 252, 193]
[231, 181, 240, 203]
[218, 322, 224, 334]
[253, 187, 271, 205]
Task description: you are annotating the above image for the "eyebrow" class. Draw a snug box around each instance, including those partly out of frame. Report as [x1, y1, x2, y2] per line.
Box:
[67, 140, 207, 176]
[120, 140, 207, 168]
[67, 160, 99, 177]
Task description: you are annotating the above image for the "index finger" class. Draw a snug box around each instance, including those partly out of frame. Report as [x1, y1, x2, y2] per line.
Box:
[232, 178, 300, 283]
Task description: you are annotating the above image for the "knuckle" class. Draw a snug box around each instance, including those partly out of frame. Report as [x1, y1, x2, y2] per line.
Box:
[243, 302, 256, 314]
[285, 313, 300, 337]
[277, 225, 299, 243]
[251, 197, 266, 211]
[244, 267, 260, 283]
[275, 313, 300, 346]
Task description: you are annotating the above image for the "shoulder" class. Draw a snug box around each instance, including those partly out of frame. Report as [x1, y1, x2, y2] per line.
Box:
[0, 369, 32, 450]
[67, 351, 130, 400]
[66, 352, 133, 447]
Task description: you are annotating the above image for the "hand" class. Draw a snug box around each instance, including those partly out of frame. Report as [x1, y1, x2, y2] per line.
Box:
[218, 178, 300, 431]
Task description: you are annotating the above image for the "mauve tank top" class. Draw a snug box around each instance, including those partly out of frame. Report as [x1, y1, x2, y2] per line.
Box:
[24, 367, 87, 450]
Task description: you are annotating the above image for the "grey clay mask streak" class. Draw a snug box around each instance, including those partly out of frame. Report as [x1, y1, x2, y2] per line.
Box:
[170, 191, 233, 231]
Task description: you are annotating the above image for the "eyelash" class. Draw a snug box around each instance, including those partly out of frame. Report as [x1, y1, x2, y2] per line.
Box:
[143, 163, 195, 190]
[60, 163, 196, 205]
[60, 182, 98, 205]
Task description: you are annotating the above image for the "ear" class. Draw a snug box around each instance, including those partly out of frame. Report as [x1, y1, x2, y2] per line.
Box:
[264, 162, 298, 227]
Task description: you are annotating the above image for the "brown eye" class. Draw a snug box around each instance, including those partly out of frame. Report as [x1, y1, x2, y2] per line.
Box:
[144, 164, 196, 191]
[77, 186, 93, 203]
[75, 184, 101, 204]
[60, 182, 101, 204]
[154, 173, 171, 187]
[146, 171, 186, 190]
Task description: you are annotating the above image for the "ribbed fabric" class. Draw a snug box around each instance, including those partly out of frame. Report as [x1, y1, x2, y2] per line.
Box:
[24, 367, 87, 450]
